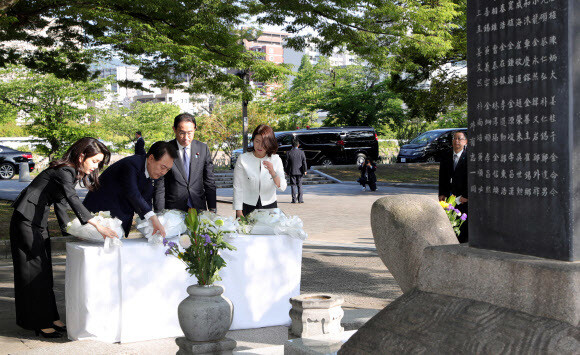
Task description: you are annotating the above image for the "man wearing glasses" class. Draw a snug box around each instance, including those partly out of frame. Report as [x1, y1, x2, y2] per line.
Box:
[438, 131, 469, 242]
[153, 113, 217, 214]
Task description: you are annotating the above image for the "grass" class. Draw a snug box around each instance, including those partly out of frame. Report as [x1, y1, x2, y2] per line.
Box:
[0, 200, 75, 240]
[318, 163, 439, 184]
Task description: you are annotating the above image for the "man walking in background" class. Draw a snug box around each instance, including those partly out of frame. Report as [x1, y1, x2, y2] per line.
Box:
[285, 138, 308, 203]
[134, 131, 146, 156]
[438, 131, 469, 243]
[154, 113, 217, 213]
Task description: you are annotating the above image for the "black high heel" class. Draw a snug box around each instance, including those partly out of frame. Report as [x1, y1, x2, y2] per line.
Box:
[52, 323, 67, 332]
[34, 328, 63, 338]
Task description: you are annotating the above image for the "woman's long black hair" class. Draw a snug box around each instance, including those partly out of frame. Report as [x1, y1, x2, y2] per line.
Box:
[49, 137, 110, 191]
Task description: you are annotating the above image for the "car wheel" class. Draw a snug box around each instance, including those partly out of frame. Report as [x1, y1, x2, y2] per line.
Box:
[426, 156, 437, 163]
[0, 162, 15, 179]
[320, 157, 333, 167]
[356, 153, 367, 166]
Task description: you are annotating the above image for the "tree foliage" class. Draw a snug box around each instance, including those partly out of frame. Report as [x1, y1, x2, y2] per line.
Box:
[0, 66, 105, 159]
[95, 101, 181, 152]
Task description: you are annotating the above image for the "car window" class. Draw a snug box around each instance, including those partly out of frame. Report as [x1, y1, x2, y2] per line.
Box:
[301, 133, 339, 144]
[278, 135, 293, 146]
[347, 130, 374, 139]
[409, 131, 441, 144]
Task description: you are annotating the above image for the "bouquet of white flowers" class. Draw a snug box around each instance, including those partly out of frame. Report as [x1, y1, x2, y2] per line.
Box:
[135, 209, 187, 244]
[237, 209, 308, 240]
[67, 211, 124, 249]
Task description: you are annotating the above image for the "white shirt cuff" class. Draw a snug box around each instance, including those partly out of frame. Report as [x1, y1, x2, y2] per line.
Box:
[144, 211, 155, 220]
[456, 196, 462, 205]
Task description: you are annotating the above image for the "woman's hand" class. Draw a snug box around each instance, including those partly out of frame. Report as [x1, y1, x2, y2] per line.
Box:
[96, 225, 118, 240]
[263, 161, 275, 175]
[236, 210, 243, 218]
[150, 215, 166, 238]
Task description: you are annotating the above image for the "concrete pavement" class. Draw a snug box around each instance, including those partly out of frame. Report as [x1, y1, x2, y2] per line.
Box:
[0, 179, 438, 354]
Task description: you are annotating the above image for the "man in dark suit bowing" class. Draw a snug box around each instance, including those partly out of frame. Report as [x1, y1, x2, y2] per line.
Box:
[285, 138, 308, 203]
[84, 141, 178, 236]
[439, 131, 469, 243]
[153, 113, 217, 213]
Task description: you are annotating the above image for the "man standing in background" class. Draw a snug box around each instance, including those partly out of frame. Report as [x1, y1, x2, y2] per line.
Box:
[154, 113, 217, 213]
[285, 138, 308, 203]
[134, 131, 146, 156]
[438, 131, 469, 243]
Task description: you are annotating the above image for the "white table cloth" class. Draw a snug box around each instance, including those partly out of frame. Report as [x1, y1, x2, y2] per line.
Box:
[65, 235, 303, 343]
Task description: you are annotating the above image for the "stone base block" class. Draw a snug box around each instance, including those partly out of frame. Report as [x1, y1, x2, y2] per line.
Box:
[417, 244, 580, 326]
[285, 330, 356, 355]
[290, 294, 344, 337]
[176, 337, 237, 355]
[339, 290, 580, 354]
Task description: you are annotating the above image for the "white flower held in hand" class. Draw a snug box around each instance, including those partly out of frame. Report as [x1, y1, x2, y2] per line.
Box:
[179, 234, 192, 249]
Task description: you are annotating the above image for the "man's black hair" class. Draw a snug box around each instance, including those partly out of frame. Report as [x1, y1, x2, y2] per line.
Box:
[292, 137, 300, 147]
[173, 113, 197, 129]
[147, 141, 178, 160]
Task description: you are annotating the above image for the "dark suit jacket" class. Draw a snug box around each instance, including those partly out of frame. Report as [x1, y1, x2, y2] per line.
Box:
[135, 137, 146, 156]
[153, 139, 216, 212]
[285, 148, 308, 176]
[83, 155, 154, 235]
[439, 149, 468, 199]
[358, 162, 377, 183]
[12, 166, 93, 229]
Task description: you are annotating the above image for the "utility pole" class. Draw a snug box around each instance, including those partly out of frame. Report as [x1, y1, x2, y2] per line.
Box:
[237, 69, 250, 153]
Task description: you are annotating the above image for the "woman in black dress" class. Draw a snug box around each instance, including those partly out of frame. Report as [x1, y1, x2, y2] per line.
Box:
[10, 137, 119, 338]
[358, 158, 377, 191]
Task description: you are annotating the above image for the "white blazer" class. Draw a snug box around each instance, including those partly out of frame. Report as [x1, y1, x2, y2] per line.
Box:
[233, 152, 287, 211]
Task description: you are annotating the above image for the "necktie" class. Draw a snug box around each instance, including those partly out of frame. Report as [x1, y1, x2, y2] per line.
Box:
[453, 154, 459, 170]
[183, 147, 190, 181]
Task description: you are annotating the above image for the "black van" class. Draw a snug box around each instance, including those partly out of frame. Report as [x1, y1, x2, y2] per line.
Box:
[396, 128, 467, 163]
[230, 126, 380, 168]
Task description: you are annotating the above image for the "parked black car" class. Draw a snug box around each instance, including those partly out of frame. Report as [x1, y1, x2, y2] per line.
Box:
[0, 145, 36, 179]
[396, 128, 467, 163]
[230, 126, 380, 168]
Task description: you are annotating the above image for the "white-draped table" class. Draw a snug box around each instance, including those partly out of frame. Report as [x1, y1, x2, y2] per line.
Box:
[65, 235, 303, 343]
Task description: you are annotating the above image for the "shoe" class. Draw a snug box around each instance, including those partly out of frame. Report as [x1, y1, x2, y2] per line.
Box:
[35, 329, 63, 338]
[291, 201, 297, 204]
[298, 201, 304, 203]
[52, 323, 67, 332]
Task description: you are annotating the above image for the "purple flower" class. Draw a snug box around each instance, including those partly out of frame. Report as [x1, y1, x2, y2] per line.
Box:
[163, 238, 168, 246]
[204, 234, 212, 244]
[454, 209, 461, 215]
[446, 205, 454, 211]
[210, 250, 213, 255]
[460, 213, 467, 221]
[168, 241, 177, 248]
[165, 249, 171, 255]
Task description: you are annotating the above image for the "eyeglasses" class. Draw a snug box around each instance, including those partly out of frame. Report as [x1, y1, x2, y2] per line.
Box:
[453, 137, 466, 141]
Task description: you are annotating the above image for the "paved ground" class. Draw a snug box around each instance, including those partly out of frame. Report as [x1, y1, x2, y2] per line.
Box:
[0, 179, 438, 354]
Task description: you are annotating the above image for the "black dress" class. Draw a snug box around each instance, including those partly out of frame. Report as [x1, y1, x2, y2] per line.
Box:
[10, 166, 93, 330]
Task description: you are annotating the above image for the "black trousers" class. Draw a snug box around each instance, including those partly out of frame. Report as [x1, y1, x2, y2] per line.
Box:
[242, 197, 277, 216]
[289, 175, 304, 202]
[10, 211, 60, 330]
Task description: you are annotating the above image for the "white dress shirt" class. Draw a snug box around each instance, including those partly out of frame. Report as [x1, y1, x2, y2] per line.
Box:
[233, 152, 287, 211]
[143, 160, 155, 220]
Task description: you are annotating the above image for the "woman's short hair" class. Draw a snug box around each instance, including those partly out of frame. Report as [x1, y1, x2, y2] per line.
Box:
[251, 124, 278, 156]
[49, 137, 111, 191]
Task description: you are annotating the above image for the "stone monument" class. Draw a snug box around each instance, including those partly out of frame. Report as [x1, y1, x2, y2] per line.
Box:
[340, 1, 580, 353]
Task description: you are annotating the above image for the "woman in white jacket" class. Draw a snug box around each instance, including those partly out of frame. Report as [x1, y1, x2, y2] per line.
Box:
[233, 124, 287, 217]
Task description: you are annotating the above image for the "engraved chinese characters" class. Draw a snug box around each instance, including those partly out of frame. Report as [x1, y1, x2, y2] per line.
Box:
[468, 0, 579, 260]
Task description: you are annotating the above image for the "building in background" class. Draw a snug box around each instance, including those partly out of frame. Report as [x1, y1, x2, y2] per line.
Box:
[93, 60, 213, 115]
[244, 30, 289, 97]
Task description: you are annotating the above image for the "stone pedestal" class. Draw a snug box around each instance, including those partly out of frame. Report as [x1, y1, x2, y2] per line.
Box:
[290, 294, 344, 337]
[340, 245, 580, 353]
[175, 336, 236, 355]
[418, 244, 580, 326]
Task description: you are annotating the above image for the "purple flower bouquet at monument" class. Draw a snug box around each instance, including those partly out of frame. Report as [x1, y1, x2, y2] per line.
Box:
[439, 195, 467, 237]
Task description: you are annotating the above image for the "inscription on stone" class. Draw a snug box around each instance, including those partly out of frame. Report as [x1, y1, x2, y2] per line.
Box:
[467, 0, 579, 260]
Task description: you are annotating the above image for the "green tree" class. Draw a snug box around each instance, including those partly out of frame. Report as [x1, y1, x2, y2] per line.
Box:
[96, 102, 181, 152]
[320, 66, 405, 127]
[0, 66, 105, 159]
[196, 100, 281, 159]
